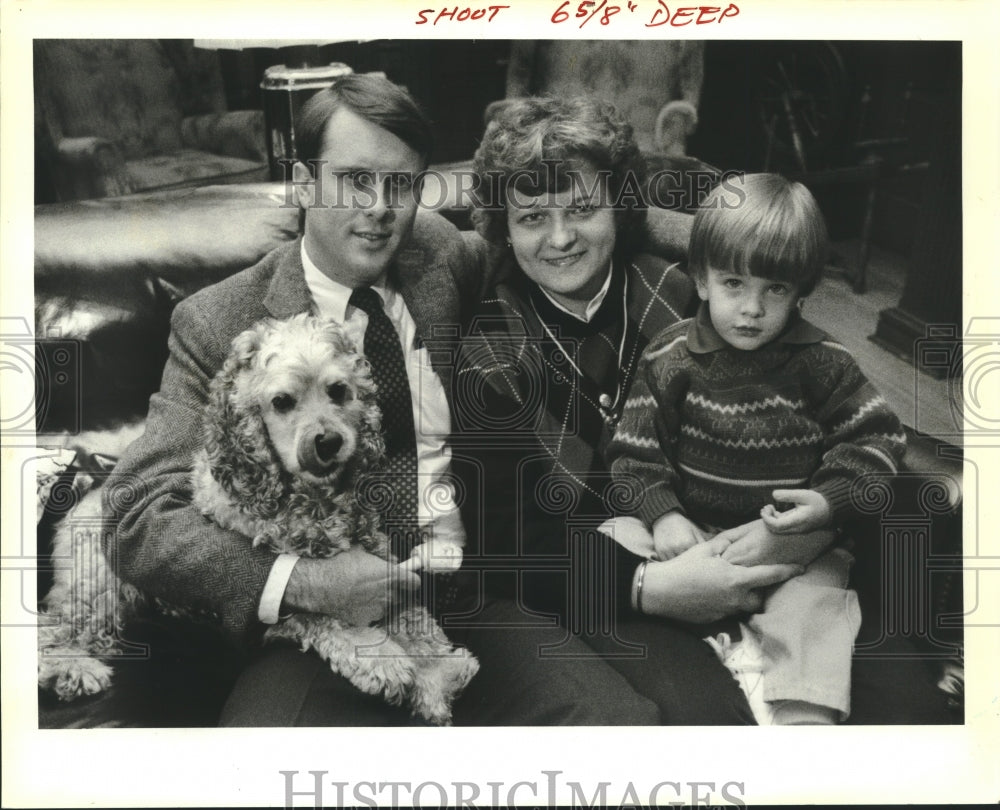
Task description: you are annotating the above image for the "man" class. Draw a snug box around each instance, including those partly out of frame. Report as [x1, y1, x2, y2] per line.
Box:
[103, 73, 666, 725]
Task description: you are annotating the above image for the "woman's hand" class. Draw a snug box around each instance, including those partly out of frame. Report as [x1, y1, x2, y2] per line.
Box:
[715, 518, 836, 568]
[638, 537, 803, 623]
[652, 510, 705, 560]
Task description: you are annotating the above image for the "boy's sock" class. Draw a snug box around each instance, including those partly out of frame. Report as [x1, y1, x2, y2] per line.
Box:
[769, 700, 838, 725]
[706, 627, 844, 725]
[704, 626, 774, 725]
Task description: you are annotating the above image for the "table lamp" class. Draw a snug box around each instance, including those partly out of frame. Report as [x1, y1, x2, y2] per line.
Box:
[196, 40, 357, 179]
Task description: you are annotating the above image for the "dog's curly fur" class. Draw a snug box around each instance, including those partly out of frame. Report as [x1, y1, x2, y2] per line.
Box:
[37, 421, 160, 701]
[192, 314, 478, 725]
[37, 486, 147, 700]
[38, 314, 478, 724]
[192, 315, 386, 557]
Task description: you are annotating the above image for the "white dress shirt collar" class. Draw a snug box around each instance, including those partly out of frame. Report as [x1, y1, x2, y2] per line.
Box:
[301, 241, 393, 321]
[537, 261, 614, 323]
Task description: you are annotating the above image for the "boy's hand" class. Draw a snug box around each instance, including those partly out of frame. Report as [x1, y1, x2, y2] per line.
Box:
[760, 489, 832, 534]
[652, 511, 705, 560]
[401, 538, 463, 573]
[717, 518, 835, 568]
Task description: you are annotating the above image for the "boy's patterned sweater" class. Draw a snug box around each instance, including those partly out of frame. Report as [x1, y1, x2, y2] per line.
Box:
[607, 304, 908, 530]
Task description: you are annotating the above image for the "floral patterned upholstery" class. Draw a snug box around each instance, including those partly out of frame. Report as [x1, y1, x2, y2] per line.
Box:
[503, 40, 705, 156]
[35, 39, 267, 201]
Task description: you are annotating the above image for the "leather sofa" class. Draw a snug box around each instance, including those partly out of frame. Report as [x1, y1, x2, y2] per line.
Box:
[34, 183, 964, 727]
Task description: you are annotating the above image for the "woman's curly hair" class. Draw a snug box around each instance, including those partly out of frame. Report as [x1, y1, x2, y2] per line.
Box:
[471, 96, 648, 258]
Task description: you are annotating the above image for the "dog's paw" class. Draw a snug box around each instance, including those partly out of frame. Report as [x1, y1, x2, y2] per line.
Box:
[406, 539, 463, 573]
[407, 678, 455, 725]
[406, 646, 479, 726]
[436, 648, 480, 696]
[413, 701, 453, 726]
[52, 657, 113, 701]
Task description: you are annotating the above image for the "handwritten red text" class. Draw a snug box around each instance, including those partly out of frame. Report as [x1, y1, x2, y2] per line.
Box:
[551, 0, 633, 26]
[415, 5, 509, 24]
[645, 2, 739, 26]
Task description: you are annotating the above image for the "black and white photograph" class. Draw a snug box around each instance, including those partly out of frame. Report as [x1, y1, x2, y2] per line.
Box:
[2, 1, 997, 807]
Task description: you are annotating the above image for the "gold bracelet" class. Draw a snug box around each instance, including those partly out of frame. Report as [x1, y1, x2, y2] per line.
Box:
[634, 560, 649, 614]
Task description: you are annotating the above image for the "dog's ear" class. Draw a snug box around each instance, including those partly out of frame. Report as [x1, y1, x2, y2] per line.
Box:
[317, 319, 357, 354]
[210, 407, 286, 515]
[349, 351, 384, 468]
[204, 322, 266, 458]
[352, 355, 378, 402]
[316, 319, 377, 396]
[229, 321, 269, 370]
[211, 321, 270, 412]
[357, 398, 386, 469]
[203, 321, 286, 512]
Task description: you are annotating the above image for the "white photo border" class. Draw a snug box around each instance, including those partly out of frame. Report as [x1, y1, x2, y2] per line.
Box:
[2, 0, 998, 806]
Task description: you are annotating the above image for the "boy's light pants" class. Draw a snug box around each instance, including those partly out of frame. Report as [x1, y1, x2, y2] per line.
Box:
[601, 517, 862, 720]
[751, 546, 861, 720]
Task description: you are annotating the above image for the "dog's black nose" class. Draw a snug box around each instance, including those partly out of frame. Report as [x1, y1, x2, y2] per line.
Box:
[314, 432, 343, 465]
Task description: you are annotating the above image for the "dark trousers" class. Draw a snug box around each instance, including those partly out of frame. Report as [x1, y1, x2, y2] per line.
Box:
[219, 599, 954, 726]
[450, 599, 678, 726]
[848, 631, 956, 725]
[580, 614, 757, 725]
[219, 643, 423, 726]
[220, 599, 664, 727]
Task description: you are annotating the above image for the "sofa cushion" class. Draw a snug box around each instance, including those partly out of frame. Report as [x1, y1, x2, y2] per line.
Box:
[34, 183, 299, 431]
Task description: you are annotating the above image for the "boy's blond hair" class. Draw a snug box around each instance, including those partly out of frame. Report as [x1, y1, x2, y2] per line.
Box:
[689, 173, 828, 296]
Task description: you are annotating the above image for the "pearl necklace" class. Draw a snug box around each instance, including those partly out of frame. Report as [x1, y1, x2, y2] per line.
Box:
[530, 271, 630, 426]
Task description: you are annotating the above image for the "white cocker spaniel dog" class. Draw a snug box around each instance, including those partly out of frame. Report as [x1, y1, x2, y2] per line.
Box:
[39, 314, 478, 725]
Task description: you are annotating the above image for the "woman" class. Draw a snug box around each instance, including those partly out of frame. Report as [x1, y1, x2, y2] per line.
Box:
[452, 96, 954, 726]
[449, 96, 802, 725]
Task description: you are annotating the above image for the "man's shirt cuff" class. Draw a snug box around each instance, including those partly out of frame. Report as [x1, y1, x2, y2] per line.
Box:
[258, 553, 300, 624]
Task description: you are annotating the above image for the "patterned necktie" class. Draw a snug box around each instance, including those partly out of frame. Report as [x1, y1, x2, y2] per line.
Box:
[349, 287, 420, 559]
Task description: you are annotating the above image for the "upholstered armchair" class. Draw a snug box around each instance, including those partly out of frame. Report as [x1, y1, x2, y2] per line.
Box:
[34, 40, 268, 202]
[499, 40, 705, 157]
[483, 41, 715, 213]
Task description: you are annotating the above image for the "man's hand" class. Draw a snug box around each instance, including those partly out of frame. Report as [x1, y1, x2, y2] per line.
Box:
[652, 510, 705, 560]
[760, 489, 832, 534]
[716, 518, 836, 568]
[282, 546, 421, 626]
[639, 536, 804, 623]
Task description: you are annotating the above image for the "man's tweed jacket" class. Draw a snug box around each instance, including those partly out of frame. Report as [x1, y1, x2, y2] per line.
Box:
[102, 212, 493, 641]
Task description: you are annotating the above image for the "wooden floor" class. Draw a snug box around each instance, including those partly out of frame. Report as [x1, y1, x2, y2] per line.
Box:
[806, 240, 961, 443]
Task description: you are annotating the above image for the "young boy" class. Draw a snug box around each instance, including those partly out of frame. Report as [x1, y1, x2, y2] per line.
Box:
[606, 173, 907, 724]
